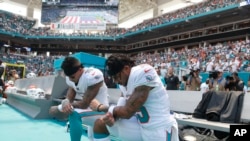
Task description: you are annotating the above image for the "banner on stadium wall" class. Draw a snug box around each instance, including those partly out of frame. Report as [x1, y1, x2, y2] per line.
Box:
[50, 23, 106, 30]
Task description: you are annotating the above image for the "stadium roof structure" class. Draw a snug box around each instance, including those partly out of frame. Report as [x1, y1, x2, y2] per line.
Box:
[6, 0, 42, 8]
[1, 0, 204, 25]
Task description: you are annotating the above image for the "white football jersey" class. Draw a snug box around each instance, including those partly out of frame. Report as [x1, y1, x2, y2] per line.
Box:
[66, 67, 109, 106]
[120, 64, 172, 129]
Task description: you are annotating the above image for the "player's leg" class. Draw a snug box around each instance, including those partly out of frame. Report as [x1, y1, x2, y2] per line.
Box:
[117, 116, 143, 141]
[93, 118, 111, 141]
[141, 127, 168, 141]
[79, 111, 105, 140]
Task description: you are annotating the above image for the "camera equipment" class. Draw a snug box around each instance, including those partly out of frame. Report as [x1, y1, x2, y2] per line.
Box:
[225, 75, 234, 81]
[189, 70, 194, 76]
[209, 71, 219, 79]
[225, 75, 236, 91]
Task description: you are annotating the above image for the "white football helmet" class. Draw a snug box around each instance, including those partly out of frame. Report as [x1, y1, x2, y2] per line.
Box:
[26, 72, 36, 78]
[26, 88, 45, 98]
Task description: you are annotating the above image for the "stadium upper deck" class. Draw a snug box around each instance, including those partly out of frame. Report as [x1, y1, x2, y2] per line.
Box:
[0, 0, 249, 55]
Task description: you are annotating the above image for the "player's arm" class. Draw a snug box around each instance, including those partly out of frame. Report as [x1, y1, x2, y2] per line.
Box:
[91, 92, 123, 113]
[111, 85, 152, 119]
[66, 87, 76, 103]
[49, 87, 76, 115]
[72, 81, 103, 109]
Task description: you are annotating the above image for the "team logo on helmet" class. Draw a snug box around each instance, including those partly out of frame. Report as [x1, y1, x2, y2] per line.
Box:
[145, 75, 153, 81]
[95, 75, 101, 80]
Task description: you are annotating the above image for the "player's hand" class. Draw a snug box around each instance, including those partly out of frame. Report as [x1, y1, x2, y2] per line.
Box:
[61, 99, 73, 114]
[102, 112, 115, 127]
[49, 106, 69, 120]
[89, 99, 100, 111]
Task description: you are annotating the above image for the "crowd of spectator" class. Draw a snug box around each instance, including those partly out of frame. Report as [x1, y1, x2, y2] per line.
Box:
[0, 0, 249, 93]
[41, 6, 118, 24]
[0, 10, 36, 35]
[133, 38, 250, 72]
[0, 36, 249, 94]
[0, 52, 63, 80]
[0, 0, 246, 38]
[0, 37, 249, 80]
[130, 38, 250, 92]
[59, 0, 106, 5]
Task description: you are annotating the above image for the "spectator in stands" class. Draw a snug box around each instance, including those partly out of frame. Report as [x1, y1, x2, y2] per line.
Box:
[206, 59, 214, 72]
[91, 54, 178, 141]
[49, 56, 109, 141]
[9, 69, 20, 82]
[209, 69, 226, 91]
[165, 66, 179, 90]
[229, 57, 238, 72]
[186, 67, 201, 91]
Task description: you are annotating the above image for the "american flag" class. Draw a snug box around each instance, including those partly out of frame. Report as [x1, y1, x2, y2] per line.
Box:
[60, 16, 102, 24]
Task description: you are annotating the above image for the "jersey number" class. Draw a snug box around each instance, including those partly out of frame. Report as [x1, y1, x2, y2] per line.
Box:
[136, 106, 149, 123]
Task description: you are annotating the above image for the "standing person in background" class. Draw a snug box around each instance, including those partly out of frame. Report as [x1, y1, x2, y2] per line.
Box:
[0, 60, 4, 79]
[186, 67, 201, 91]
[49, 56, 109, 141]
[0, 60, 6, 98]
[165, 67, 179, 90]
[209, 69, 226, 91]
[0, 75, 5, 103]
[226, 72, 244, 91]
[179, 75, 187, 90]
[156, 66, 166, 87]
[200, 79, 209, 94]
[91, 54, 179, 141]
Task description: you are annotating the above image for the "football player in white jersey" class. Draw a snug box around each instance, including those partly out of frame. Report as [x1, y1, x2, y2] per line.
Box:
[91, 54, 178, 141]
[49, 56, 109, 141]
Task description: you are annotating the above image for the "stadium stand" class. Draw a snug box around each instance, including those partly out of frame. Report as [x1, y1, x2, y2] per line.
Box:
[0, 0, 250, 140]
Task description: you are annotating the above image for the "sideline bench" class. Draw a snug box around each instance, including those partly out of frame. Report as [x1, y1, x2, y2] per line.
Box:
[167, 90, 250, 133]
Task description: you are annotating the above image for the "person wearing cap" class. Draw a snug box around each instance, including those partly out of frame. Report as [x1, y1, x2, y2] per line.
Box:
[91, 54, 178, 141]
[209, 69, 226, 91]
[49, 56, 109, 141]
